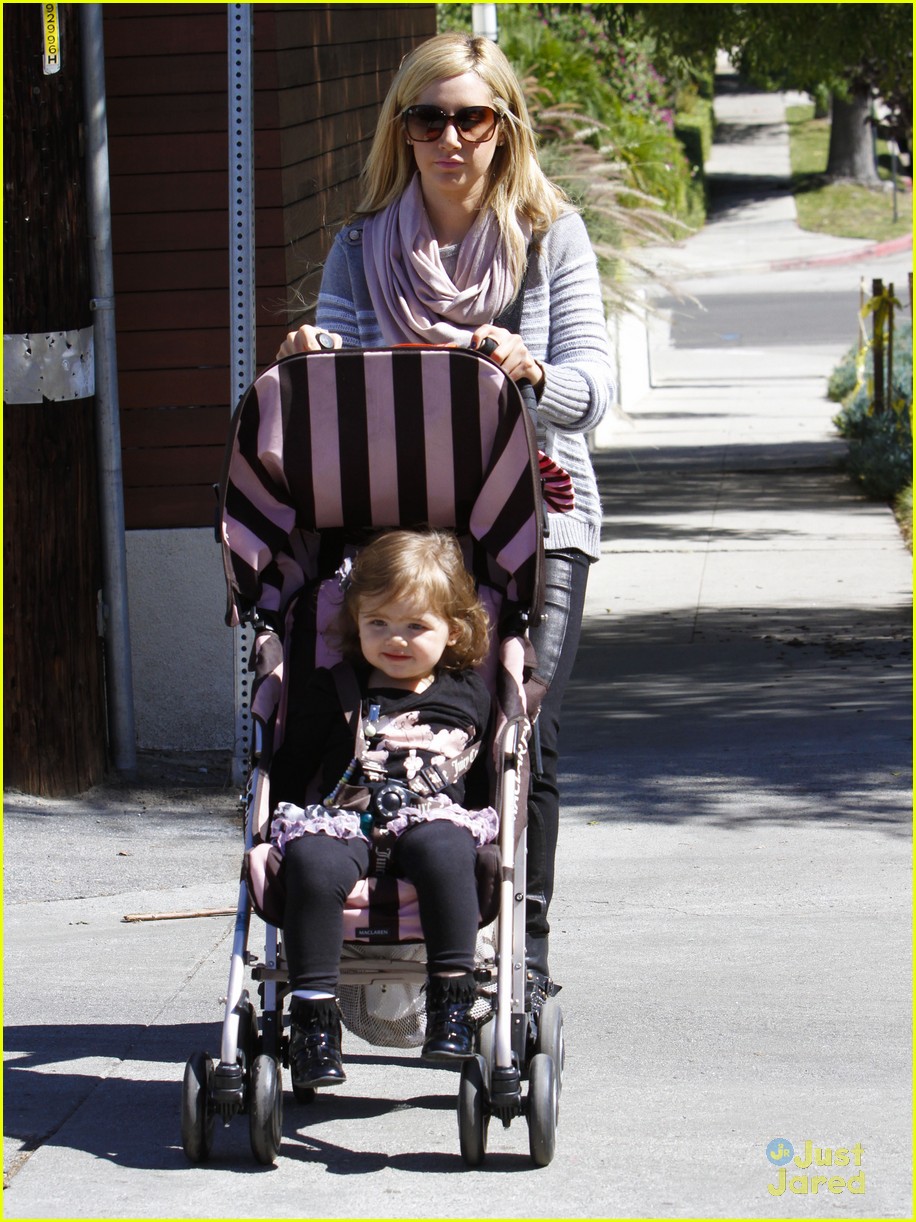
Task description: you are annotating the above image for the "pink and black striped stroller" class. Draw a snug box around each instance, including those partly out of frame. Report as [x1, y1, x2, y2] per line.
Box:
[181, 345, 564, 1167]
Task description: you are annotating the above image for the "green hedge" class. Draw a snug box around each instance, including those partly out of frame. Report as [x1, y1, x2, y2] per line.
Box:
[673, 98, 714, 222]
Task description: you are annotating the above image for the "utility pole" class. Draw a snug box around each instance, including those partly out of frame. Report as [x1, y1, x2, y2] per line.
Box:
[3, 3, 108, 794]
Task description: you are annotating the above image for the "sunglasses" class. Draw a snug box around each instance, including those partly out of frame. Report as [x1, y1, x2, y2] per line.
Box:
[402, 104, 500, 144]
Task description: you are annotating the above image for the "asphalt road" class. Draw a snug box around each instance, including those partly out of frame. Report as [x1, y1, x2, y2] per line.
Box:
[656, 290, 864, 349]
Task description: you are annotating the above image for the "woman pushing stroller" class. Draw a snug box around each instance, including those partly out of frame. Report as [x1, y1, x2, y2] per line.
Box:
[278, 31, 613, 1005]
[269, 530, 495, 1091]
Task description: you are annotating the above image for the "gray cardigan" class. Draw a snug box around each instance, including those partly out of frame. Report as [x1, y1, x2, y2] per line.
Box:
[316, 210, 614, 560]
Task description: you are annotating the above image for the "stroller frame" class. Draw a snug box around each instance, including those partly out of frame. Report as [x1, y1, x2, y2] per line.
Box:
[181, 346, 564, 1167]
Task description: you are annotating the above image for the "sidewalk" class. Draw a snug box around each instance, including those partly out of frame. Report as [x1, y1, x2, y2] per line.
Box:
[2, 73, 912, 1220]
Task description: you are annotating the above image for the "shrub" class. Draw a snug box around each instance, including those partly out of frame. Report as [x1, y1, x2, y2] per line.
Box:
[827, 345, 860, 403]
[842, 410, 913, 500]
[673, 95, 714, 222]
[831, 317, 913, 501]
[829, 318, 912, 405]
[894, 481, 913, 549]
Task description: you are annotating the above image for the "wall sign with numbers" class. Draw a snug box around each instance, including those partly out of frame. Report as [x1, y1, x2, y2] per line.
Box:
[42, 3, 60, 75]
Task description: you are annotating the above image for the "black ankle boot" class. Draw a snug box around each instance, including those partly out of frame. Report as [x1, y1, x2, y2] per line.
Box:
[288, 997, 346, 1088]
[422, 972, 478, 1061]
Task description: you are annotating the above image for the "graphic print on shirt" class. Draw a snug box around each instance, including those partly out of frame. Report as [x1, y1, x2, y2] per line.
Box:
[361, 710, 473, 783]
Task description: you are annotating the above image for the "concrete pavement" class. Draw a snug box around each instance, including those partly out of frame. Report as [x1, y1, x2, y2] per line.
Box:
[3, 71, 912, 1219]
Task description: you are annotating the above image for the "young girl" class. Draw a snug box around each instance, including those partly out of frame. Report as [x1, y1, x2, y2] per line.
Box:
[269, 529, 495, 1090]
[277, 32, 614, 1011]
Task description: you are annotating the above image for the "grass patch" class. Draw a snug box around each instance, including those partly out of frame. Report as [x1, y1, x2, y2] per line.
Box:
[786, 104, 912, 241]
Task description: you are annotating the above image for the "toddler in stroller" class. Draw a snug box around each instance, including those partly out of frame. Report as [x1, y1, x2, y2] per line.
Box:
[182, 344, 564, 1167]
[269, 528, 498, 1087]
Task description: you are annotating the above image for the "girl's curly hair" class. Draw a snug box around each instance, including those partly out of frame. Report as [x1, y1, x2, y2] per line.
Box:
[335, 529, 490, 671]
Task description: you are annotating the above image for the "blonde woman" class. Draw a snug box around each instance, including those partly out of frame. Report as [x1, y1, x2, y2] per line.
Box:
[278, 32, 614, 1024]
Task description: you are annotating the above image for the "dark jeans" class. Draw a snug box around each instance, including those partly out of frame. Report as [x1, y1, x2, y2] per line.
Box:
[282, 819, 480, 993]
[525, 547, 590, 975]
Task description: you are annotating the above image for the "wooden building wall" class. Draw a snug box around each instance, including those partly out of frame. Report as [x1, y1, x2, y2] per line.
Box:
[103, 3, 436, 530]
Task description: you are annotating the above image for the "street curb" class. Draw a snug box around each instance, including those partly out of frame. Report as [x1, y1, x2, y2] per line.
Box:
[649, 231, 912, 283]
[770, 232, 913, 272]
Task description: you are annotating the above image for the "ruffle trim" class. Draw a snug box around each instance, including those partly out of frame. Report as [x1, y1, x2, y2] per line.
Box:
[271, 796, 498, 853]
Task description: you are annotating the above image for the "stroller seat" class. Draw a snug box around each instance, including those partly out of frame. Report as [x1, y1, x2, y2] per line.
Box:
[246, 834, 500, 940]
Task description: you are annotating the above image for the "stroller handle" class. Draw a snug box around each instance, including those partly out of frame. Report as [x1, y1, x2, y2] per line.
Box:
[472, 336, 538, 417]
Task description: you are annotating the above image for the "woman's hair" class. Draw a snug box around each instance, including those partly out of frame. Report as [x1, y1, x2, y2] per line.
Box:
[336, 529, 490, 671]
[356, 32, 571, 291]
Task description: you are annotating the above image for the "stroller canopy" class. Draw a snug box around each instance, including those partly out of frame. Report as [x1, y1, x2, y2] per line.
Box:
[219, 347, 544, 627]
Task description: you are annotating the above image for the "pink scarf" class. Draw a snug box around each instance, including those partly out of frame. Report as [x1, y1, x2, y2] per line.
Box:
[362, 175, 529, 346]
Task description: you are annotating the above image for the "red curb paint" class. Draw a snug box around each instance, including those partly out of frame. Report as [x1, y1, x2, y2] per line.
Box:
[771, 232, 912, 272]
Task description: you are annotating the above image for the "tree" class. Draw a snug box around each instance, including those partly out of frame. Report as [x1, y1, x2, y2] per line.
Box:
[725, 4, 910, 183]
[592, 3, 913, 184]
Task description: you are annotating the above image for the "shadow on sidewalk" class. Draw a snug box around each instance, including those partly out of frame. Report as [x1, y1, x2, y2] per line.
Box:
[594, 442, 879, 552]
[708, 177, 793, 215]
[2, 1021, 498, 1178]
[563, 602, 910, 835]
[713, 73, 772, 99]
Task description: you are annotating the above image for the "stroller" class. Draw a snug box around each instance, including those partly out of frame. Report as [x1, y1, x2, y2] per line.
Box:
[181, 344, 564, 1167]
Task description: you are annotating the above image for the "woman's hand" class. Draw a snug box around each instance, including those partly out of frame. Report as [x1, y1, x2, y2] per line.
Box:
[276, 325, 342, 359]
[470, 326, 545, 392]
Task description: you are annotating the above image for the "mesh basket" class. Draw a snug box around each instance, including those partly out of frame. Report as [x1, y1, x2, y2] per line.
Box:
[337, 926, 497, 1049]
[338, 944, 427, 1047]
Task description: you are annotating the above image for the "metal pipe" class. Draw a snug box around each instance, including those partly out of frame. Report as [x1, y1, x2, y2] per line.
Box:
[80, 5, 136, 774]
[472, 4, 498, 41]
[229, 3, 256, 786]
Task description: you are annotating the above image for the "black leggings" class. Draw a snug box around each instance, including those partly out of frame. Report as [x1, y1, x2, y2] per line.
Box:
[281, 819, 481, 994]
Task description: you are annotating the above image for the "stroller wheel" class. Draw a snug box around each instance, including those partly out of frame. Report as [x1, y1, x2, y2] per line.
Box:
[248, 1054, 283, 1164]
[181, 1051, 215, 1163]
[534, 997, 564, 1094]
[526, 1053, 557, 1167]
[457, 1054, 490, 1166]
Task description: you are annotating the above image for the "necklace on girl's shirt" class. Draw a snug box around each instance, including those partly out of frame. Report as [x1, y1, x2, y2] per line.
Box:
[362, 668, 435, 739]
